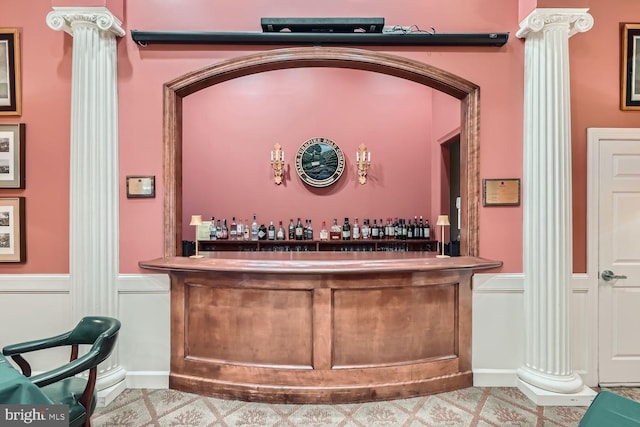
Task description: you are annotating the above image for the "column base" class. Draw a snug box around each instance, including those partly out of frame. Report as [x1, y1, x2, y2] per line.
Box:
[517, 378, 597, 406]
[96, 376, 126, 407]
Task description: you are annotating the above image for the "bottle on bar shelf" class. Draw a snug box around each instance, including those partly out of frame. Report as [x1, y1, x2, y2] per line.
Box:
[288, 219, 295, 240]
[251, 214, 259, 241]
[243, 218, 250, 241]
[330, 218, 341, 240]
[306, 219, 313, 240]
[342, 217, 351, 240]
[268, 221, 276, 240]
[319, 221, 329, 241]
[276, 220, 285, 240]
[258, 223, 267, 240]
[222, 219, 229, 239]
[361, 218, 370, 240]
[295, 218, 304, 240]
[230, 217, 237, 240]
[424, 219, 430, 240]
[209, 217, 216, 240]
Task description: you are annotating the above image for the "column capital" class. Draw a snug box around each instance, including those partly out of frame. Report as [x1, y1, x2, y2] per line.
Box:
[46, 6, 125, 38]
[517, 8, 593, 39]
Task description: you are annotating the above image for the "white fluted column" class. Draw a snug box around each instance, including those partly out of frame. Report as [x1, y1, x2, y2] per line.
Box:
[47, 7, 126, 405]
[516, 9, 595, 405]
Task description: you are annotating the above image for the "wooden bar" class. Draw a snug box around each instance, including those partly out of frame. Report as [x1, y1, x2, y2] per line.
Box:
[140, 252, 501, 403]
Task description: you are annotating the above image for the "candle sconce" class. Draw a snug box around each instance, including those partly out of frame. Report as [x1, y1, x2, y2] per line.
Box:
[356, 143, 371, 185]
[271, 143, 285, 185]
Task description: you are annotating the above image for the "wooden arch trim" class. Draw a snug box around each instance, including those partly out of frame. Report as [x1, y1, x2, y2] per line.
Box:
[163, 46, 479, 257]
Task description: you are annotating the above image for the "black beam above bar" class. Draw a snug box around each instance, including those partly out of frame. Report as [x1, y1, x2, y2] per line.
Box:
[130, 30, 509, 47]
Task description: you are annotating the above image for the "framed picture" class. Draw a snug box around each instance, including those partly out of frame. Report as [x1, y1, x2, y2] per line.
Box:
[0, 29, 21, 116]
[0, 123, 25, 188]
[621, 24, 640, 110]
[483, 178, 520, 206]
[126, 175, 155, 198]
[0, 197, 25, 262]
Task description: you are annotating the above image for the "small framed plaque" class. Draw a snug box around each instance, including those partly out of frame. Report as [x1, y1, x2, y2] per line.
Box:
[483, 178, 520, 206]
[126, 175, 155, 198]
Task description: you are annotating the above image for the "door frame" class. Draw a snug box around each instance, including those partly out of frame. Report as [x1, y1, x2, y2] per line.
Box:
[586, 127, 640, 386]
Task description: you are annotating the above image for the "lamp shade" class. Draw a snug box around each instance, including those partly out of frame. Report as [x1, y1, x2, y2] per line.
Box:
[189, 215, 203, 226]
[436, 215, 450, 226]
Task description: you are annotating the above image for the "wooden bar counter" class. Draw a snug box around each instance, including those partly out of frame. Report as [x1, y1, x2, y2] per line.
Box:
[140, 252, 501, 403]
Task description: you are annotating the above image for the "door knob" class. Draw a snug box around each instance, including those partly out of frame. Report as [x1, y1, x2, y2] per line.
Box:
[601, 270, 627, 281]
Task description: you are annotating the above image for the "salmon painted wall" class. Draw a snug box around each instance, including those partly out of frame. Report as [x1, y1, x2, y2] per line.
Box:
[0, 1, 71, 273]
[181, 68, 438, 241]
[5, 0, 537, 275]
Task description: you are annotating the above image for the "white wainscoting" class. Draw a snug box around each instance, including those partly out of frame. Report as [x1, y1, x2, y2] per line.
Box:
[0, 272, 596, 390]
[472, 272, 597, 388]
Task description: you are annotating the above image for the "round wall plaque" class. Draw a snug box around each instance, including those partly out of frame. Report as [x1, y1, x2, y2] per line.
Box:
[295, 137, 346, 188]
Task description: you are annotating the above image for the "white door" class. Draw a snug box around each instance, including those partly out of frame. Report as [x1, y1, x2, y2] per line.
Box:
[596, 129, 640, 385]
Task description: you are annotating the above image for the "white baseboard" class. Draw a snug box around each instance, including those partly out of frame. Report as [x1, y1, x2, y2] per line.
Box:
[125, 371, 170, 389]
[473, 369, 519, 387]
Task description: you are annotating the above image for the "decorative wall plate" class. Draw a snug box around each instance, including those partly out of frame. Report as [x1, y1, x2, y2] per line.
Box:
[295, 137, 345, 187]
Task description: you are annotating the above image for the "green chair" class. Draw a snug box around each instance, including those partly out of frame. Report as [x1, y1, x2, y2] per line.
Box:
[2, 317, 121, 427]
[579, 390, 640, 426]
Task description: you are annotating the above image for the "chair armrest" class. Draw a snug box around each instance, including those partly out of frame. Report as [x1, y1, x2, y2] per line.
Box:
[29, 348, 100, 388]
[2, 331, 72, 356]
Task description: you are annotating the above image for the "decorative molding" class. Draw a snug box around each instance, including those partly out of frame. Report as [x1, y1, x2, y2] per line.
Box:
[516, 8, 594, 39]
[47, 7, 124, 37]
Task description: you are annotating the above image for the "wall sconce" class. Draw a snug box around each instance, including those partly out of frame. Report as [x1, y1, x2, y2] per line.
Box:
[270, 143, 285, 185]
[436, 215, 450, 258]
[189, 215, 204, 258]
[356, 143, 371, 185]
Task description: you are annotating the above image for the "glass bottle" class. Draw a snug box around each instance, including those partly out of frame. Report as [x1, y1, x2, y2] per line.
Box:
[276, 220, 285, 240]
[361, 218, 370, 240]
[306, 219, 313, 240]
[319, 220, 329, 241]
[330, 218, 341, 240]
[424, 219, 430, 240]
[268, 221, 276, 240]
[209, 217, 216, 240]
[251, 214, 259, 241]
[230, 217, 238, 240]
[243, 218, 250, 241]
[216, 219, 223, 240]
[258, 223, 267, 240]
[288, 219, 295, 240]
[221, 219, 229, 240]
[352, 218, 360, 240]
[342, 217, 351, 240]
[371, 219, 379, 239]
[295, 218, 304, 240]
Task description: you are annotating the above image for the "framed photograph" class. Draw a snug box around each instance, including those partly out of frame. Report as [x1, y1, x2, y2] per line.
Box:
[621, 24, 640, 110]
[0, 197, 25, 262]
[483, 178, 520, 206]
[0, 123, 25, 188]
[0, 29, 21, 116]
[126, 175, 155, 198]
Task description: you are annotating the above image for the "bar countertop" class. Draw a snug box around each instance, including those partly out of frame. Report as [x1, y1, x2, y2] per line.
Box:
[139, 252, 502, 274]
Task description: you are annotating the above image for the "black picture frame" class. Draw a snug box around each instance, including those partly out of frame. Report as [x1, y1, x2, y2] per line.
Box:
[0, 29, 21, 116]
[621, 23, 640, 110]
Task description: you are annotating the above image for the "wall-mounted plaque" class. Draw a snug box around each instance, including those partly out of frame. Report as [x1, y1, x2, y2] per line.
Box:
[126, 175, 155, 198]
[295, 137, 345, 188]
[483, 178, 520, 206]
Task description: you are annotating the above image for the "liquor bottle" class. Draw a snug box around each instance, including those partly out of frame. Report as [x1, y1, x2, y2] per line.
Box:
[379, 218, 385, 239]
[216, 219, 223, 240]
[295, 218, 304, 240]
[221, 219, 229, 239]
[267, 221, 276, 240]
[407, 218, 413, 239]
[209, 217, 216, 240]
[236, 218, 243, 241]
[306, 219, 313, 240]
[276, 220, 285, 240]
[418, 216, 424, 239]
[230, 217, 238, 240]
[288, 219, 295, 240]
[386, 218, 394, 240]
[371, 219, 379, 239]
[330, 218, 341, 240]
[394, 218, 400, 240]
[251, 214, 259, 241]
[243, 218, 250, 241]
[352, 218, 360, 240]
[361, 219, 370, 240]
[342, 217, 351, 240]
[258, 223, 267, 240]
[424, 219, 430, 240]
[319, 221, 329, 241]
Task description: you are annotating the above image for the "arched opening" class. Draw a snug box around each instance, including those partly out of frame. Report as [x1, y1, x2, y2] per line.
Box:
[163, 46, 479, 257]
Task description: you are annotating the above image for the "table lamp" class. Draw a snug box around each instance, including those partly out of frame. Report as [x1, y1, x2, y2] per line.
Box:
[189, 215, 204, 258]
[436, 215, 450, 258]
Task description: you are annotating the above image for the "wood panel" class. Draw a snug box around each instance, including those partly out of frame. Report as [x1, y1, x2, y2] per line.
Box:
[332, 284, 458, 367]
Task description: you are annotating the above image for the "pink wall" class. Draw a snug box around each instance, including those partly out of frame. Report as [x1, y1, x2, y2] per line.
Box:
[181, 68, 435, 241]
[0, 1, 71, 273]
[23, 0, 631, 275]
